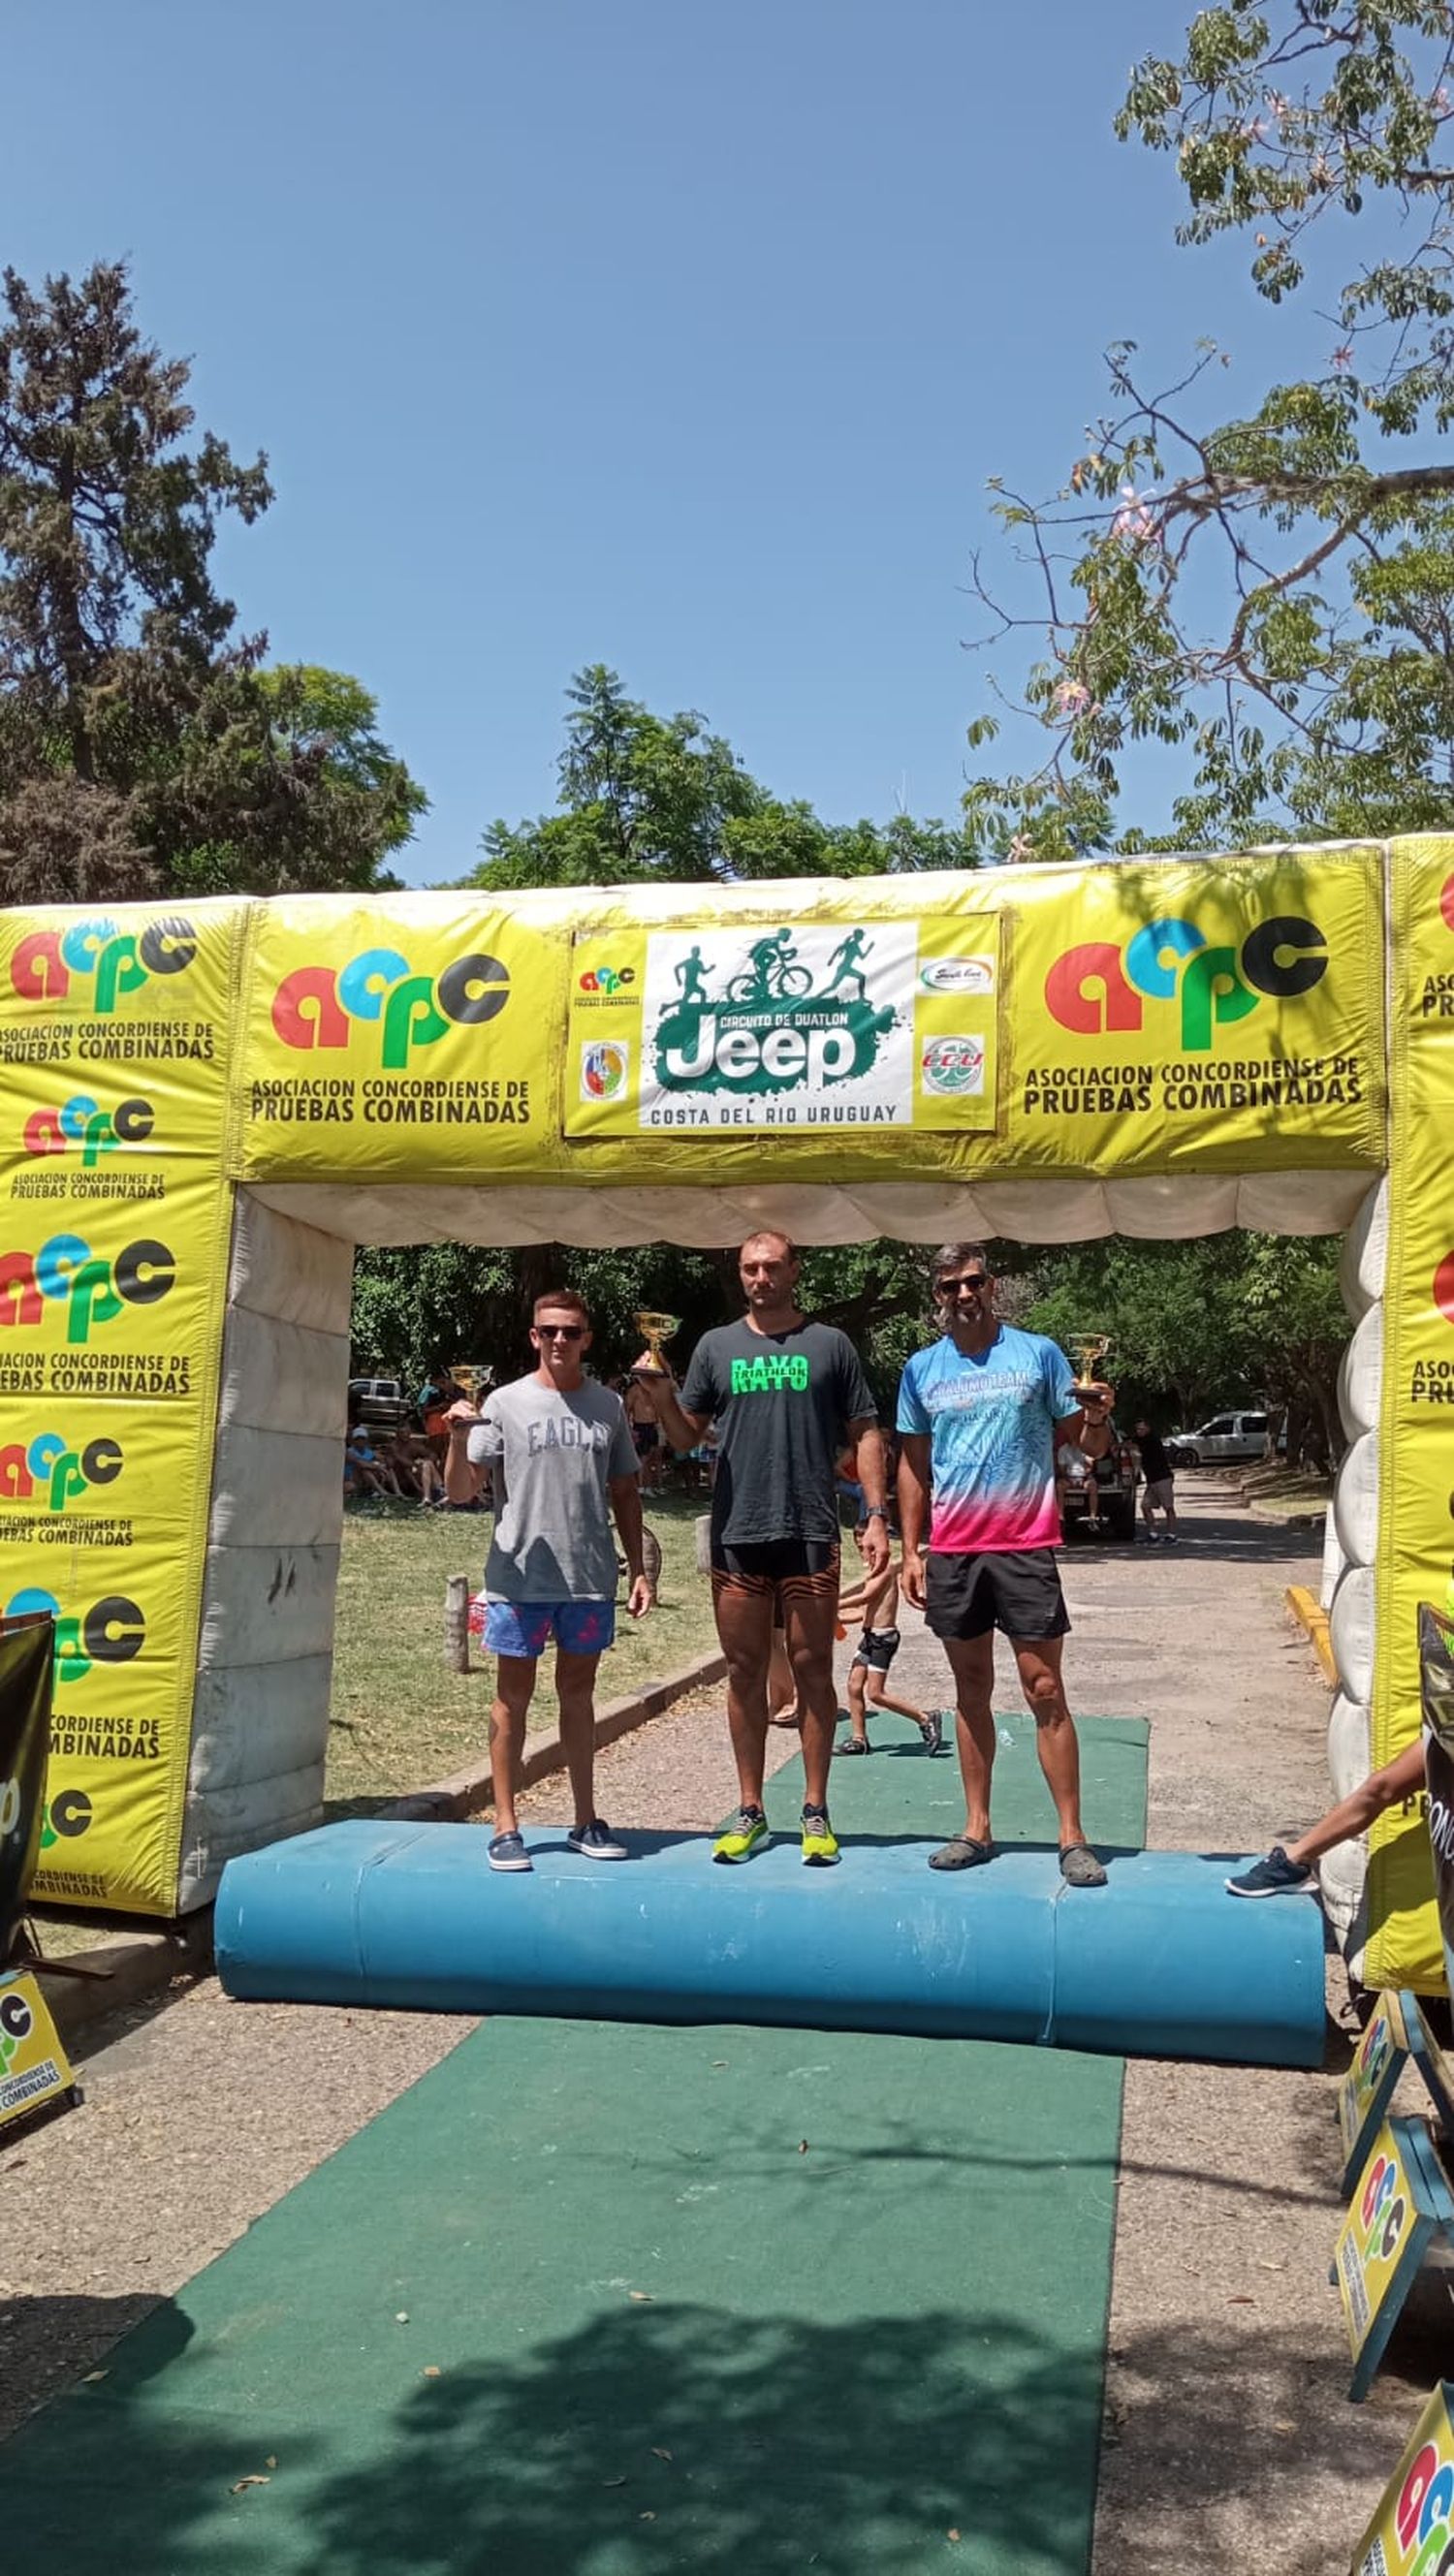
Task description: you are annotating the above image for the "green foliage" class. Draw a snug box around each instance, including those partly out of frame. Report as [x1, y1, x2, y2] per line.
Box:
[966, 3, 1454, 853]
[473, 663, 979, 890]
[0, 259, 424, 901]
[1021, 1233, 1348, 1459]
[351, 1235, 938, 1411]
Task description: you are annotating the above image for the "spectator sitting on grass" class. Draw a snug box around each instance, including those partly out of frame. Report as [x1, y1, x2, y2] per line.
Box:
[344, 1424, 397, 1502]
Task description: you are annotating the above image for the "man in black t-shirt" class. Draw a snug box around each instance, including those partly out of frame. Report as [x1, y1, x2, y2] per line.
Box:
[638, 1229, 886, 1866]
[1134, 1419, 1179, 1545]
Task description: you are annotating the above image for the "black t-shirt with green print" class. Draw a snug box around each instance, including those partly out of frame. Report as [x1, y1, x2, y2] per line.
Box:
[680, 1317, 876, 1547]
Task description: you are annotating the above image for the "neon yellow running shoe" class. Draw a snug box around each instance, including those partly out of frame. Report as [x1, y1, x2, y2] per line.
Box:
[801, 1806, 839, 1867]
[712, 1806, 770, 1864]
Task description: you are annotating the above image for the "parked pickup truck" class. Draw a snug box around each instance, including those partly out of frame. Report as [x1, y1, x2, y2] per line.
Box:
[347, 1375, 411, 1439]
[1057, 1421, 1139, 1542]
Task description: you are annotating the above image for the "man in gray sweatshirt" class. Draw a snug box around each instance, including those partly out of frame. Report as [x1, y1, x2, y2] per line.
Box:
[445, 1286, 653, 1871]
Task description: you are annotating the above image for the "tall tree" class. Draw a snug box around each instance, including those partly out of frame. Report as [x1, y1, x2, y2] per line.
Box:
[0, 260, 423, 900]
[964, 1, 1454, 855]
[473, 663, 979, 889]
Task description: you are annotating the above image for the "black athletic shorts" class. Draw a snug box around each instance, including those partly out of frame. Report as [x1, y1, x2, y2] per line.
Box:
[925, 1548, 1070, 1644]
[851, 1625, 901, 1675]
[710, 1537, 840, 1625]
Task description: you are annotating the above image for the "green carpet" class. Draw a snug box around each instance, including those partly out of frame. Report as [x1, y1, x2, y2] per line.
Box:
[3, 1713, 1147, 2576]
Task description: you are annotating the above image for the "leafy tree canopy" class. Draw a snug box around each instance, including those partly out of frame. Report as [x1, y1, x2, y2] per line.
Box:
[0, 259, 424, 902]
[964, 0, 1454, 856]
[1022, 1232, 1348, 1462]
[472, 665, 979, 890]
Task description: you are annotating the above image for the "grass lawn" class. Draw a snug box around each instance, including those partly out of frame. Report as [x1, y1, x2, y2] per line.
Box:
[327, 1490, 722, 1811]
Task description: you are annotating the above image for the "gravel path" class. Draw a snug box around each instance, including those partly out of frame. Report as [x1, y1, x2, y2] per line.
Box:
[1, 1491, 1439, 2573]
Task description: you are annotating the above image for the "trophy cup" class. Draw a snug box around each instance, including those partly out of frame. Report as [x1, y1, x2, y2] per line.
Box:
[630, 1309, 680, 1382]
[1068, 1332, 1113, 1416]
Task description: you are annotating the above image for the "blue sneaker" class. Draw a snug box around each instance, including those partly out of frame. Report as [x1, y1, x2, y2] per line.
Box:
[1224, 1845, 1312, 1898]
[567, 1818, 628, 1860]
[488, 1830, 532, 1873]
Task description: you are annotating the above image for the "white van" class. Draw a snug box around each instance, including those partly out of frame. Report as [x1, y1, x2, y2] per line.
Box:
[1167, 1410, 1272, 1467]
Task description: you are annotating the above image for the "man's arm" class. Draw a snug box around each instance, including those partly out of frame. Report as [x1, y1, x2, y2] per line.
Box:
[849, 1418, 889, 1574]
[897, 1432, 932, 1607]
[635, 1360, 711, 1456]
[443, 1400, 485, 1506]
[1055, 1376, 1115, 1460]
[609, 1473, 655, 1618]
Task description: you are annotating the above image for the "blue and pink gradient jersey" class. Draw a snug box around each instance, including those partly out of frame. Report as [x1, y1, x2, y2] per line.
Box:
[896, 1325, 1081, 1555]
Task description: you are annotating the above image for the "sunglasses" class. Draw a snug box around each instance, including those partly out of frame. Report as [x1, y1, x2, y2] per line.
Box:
[936, 1272, 990, 1296]
[535, 1323, 585, 1341]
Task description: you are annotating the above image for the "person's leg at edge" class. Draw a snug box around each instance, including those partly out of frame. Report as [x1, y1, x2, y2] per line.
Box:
[867, 1672, 932, 1731]
[845, 1653, 870, 1747]
[767, 1629, 800, 1727]
[941, 1632, 997, 1844]
[713, 1581, 776, 1811]
[554, 1645, 605, 1829]
[1009, 1633, 1087, 1849]
[782, 1583, 841, 1813]
[490, 1653, 537, 1838]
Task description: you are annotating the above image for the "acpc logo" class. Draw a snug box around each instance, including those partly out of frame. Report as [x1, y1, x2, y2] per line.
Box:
[5, 1587, 145, 1683]
[1045, 914, 1328, 1053]
[0, 1235, 174, 1343]
[23, 1094, 155, 1165]
[271, 947, 511, 1071]
[0, 1431, 123, 1511]
[578, 964, 636, 995]
[10, 916, 197, 1009]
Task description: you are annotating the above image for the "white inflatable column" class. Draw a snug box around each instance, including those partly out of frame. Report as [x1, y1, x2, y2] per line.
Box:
[175, 1192, 354, 1907]
[1320, 1178, 1387, 1962]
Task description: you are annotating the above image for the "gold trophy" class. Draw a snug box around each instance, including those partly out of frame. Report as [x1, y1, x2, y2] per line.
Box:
[630, 1309, 680, 1383]
[1068, 1332, 1114, 1419]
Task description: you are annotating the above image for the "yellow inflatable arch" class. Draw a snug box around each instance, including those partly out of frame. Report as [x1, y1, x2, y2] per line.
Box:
[0, 840, 1447, 1986]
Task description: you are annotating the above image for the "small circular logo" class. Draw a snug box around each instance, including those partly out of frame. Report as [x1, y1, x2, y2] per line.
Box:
[582, 1042, 628, 1102]
[920, 1036, 985, 1097]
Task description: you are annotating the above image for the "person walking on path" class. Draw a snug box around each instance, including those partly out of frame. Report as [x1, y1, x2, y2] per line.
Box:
[636, 1228, 887, 1867]
[1134, 1418, 1179, 1544]
[896, 1243, 1113, 1886]
[835, 1514, 944, 1756]
[445, 1287, 654, 1874]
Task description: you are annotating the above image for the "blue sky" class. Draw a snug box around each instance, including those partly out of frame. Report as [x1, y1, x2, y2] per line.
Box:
[1, 2, 1341, 883]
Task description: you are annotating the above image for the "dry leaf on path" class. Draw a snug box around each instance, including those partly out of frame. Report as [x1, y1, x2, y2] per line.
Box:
[629, 2290, 653, 2303]
[652, 2447, 673, 2462]
[230, 2475, 270, 2494]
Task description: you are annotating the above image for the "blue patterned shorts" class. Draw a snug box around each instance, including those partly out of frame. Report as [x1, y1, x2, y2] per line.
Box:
[482, 1598, 616, 1659]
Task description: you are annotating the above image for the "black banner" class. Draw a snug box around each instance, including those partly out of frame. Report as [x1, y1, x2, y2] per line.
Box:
[0, 1613, 53, 1960]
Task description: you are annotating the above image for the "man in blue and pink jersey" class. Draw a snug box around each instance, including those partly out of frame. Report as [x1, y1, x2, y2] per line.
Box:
[896, 1242, 1113, 1887]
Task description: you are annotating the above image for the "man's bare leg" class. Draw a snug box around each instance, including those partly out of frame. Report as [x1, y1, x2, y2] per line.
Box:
[553, 1647, 605, 1828]
[940, 1633, 997, 1843]
[1009, 1634, 1087, 1848]
[713, 1583, 776, 1809]
[490, 1654, 537, 1837]
[782, 1586, 841, 1811]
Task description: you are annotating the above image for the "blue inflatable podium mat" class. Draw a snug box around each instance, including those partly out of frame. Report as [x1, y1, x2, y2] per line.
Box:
[217, 1815, 1326, 2068]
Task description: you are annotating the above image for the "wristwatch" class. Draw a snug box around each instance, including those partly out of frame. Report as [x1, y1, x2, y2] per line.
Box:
[864, 1504, 888, 1519]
